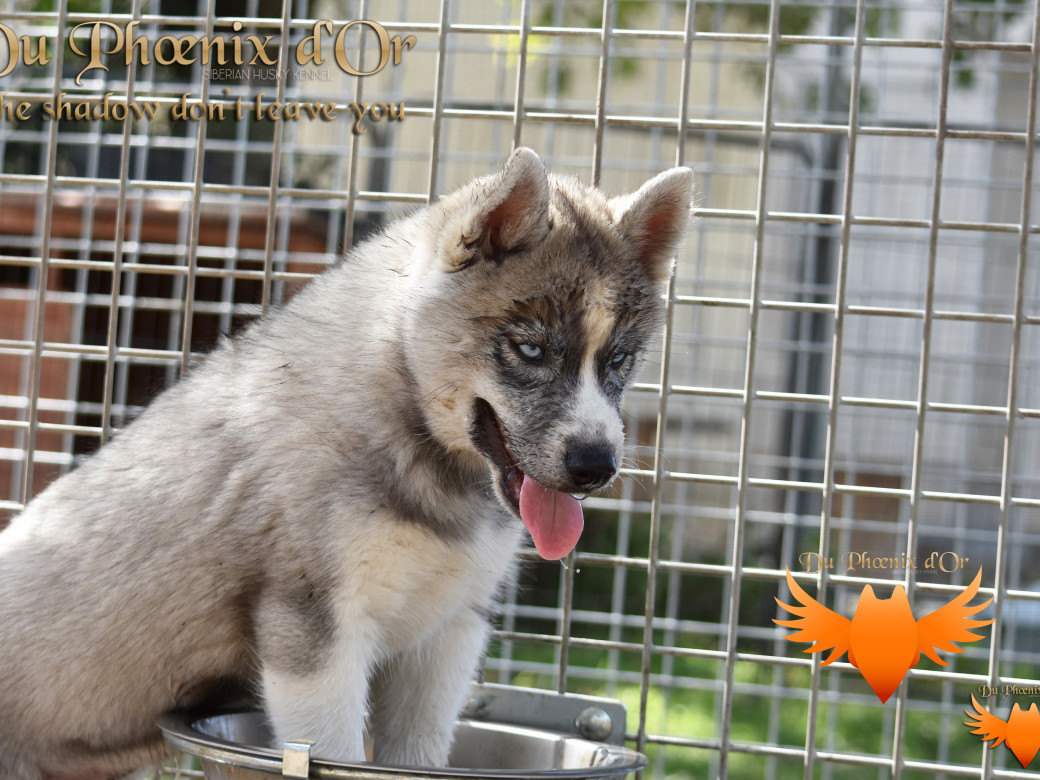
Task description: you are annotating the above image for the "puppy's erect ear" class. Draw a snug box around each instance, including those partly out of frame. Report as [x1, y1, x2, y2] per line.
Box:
[611, 167, 695, 283]
[441, 147, 551, 272]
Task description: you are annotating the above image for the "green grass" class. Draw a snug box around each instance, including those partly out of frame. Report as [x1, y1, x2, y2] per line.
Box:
[496, 648, 1000, 779]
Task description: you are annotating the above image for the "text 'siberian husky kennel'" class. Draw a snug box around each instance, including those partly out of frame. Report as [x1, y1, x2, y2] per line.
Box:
[1, 1, 1040, 779]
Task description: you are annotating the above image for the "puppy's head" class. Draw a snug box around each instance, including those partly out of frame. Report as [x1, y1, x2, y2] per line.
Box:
[404, 148, 694, 559]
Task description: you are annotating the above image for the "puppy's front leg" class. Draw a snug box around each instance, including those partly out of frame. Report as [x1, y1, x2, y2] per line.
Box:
[259, 610, 379, 763]
[368, 608, 490, 767]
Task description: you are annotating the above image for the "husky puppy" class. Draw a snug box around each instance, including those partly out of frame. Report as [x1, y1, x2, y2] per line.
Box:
[0, 148, 694, 779]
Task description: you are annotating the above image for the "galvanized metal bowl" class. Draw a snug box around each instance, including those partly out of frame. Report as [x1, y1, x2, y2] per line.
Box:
[158, 708, 648, 779]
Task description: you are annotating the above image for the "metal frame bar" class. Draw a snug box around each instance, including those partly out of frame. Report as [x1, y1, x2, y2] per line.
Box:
[983, 2, 1040, 778]
[717, 2, 780, 775]
[802, 3, 867, 777]
[18, 1, 69, 503]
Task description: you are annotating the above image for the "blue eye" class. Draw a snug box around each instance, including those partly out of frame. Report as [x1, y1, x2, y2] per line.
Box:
[516, 343, 544, 361]
[610, 351, 628, 369]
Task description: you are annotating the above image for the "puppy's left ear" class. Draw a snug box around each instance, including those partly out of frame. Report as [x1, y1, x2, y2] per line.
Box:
[612, 167, 695, 283]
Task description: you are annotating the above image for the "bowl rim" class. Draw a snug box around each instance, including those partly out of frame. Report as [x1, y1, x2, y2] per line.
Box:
[157, 708, 648, 779]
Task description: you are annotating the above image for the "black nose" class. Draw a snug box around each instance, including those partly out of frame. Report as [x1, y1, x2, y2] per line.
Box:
[565, 444, 617, 491]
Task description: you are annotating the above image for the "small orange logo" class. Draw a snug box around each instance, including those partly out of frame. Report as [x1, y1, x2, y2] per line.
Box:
[965, 694, 1040, 768]
[774, 568, 993, 702]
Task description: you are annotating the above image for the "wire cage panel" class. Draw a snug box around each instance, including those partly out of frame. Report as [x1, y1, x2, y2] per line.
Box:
[1, 1, 1039, 778]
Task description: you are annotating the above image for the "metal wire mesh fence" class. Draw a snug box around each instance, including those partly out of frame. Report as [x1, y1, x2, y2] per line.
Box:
[1, 0, 1039, 778]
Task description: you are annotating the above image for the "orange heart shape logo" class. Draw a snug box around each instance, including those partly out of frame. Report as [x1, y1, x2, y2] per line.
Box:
[965, 695, 1040, 769]
[775, 569, 993, 702]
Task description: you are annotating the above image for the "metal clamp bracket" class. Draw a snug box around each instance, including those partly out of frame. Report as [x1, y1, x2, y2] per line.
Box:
[282, 739, 315, 779]
[460, 683, 628, 745]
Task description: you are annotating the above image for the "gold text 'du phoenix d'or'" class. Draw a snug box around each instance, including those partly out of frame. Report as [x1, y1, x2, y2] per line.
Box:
[0, 20, 417, 86]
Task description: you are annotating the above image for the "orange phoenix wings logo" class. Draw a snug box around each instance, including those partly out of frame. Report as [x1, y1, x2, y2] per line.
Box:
[774, 568, 993, 702]
[965, 695, 1040, 768]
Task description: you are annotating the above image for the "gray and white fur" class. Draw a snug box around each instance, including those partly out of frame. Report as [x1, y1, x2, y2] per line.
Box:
[0, 148, 694, 779]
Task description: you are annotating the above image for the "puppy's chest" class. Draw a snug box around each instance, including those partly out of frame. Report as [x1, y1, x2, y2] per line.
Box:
[330, 515, 522, 651]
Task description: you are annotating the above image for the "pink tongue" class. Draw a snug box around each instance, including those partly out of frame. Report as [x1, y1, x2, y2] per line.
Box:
[518, 476, 584, 560]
